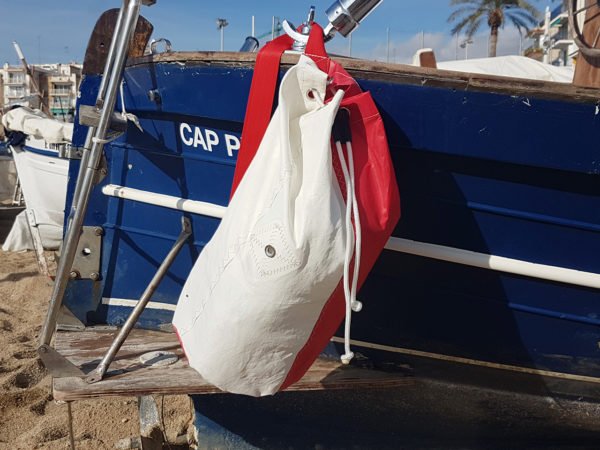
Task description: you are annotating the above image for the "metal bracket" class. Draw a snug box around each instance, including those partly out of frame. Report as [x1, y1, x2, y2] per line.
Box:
[79, 104, 128, 133]
[150, 38, 172, 54]
[94, 155, 109, 186]
[59, 145, 83, 160]
[38, 344, 86, 378]
[70, 226, 103, 280]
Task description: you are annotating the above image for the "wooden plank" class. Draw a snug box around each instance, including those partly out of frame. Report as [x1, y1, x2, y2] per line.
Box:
[126, 51, 600, 103]
[52, 329, 412, 402]
[83, 9, 153, 76]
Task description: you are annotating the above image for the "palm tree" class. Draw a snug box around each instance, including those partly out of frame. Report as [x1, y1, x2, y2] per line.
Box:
[448, 0, 540, 57]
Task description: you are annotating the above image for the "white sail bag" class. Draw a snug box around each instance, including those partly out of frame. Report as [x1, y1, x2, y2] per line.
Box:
[173, 56, 348, 396]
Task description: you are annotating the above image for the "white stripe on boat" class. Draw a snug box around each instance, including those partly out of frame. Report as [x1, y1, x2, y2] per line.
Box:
[101, 297, 176, 311]
[102, 184, 600, 289]
[330, 337, 600, 384]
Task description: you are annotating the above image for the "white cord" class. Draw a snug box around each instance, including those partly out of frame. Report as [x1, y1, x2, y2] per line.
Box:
[335, 140, 361, 365]
[119, 80, 143, 132]
[92, 134, 120, 144]
[347, 142, 363, 315]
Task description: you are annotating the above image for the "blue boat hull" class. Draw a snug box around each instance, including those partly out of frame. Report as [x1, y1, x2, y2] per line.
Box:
[64, 53, 600, 394]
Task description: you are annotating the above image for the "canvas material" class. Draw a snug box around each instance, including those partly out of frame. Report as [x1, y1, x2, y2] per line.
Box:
[173, 56, 346, 397]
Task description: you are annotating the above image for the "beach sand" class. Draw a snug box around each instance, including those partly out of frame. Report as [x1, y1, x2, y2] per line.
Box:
[0, 250, 193, 449]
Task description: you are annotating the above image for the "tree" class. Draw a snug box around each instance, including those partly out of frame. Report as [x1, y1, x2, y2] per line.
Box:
[448, 0, 540, 57]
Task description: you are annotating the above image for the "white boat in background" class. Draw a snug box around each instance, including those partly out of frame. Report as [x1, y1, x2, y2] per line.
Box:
[413, 51, 575, 83]
[437, 55, 575, 83]
[0, 144, 23, 241]
[1, 107, 70, 255]
[0, 147, 18, 204]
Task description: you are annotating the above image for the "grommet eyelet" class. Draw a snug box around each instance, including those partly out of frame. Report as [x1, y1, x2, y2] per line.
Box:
[306, 90, 315, 100]
[265, 245, 276, 258]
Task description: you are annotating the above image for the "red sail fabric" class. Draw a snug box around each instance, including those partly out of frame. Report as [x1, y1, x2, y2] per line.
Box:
[232, 24, 401, 391]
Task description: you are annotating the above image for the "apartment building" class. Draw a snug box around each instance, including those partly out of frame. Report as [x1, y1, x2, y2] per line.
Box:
[0, 64, 44, 110]
[527, 4, 578, 67]
[0, 63, 81, 120]
[47, 64, 82, 120]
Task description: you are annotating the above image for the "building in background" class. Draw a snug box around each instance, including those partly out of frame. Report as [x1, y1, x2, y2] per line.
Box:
[0, 64, 48, 111]
[526, 4, 579, 66]
[0, 63, 81, 120]
[47, 64, 82, 121]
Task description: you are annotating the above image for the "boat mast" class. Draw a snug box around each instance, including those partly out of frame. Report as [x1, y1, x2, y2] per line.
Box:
[12, 41, 50, 115]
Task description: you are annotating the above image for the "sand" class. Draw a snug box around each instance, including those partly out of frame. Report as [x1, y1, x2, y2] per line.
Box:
[0, 250, 194, 449]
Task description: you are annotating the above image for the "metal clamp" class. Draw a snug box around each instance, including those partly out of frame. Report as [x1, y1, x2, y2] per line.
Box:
[282, 6, 315, 52]
[70, 226, 103, 280]
[150, 38, 172, 54]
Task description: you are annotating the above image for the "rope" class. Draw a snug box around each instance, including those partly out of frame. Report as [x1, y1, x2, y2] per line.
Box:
[335, 140, 362, 365]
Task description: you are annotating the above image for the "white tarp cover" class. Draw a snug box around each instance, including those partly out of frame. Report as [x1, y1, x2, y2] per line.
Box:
[2, 145, 67, 251]
[436, 55, 574, 83]
[1, 107, 73, 144]
[2, 210, 34, 251]
[0, 156, 17, 202]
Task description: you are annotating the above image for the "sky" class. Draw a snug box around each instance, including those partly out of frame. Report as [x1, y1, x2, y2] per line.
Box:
[0, 0, 560, 66]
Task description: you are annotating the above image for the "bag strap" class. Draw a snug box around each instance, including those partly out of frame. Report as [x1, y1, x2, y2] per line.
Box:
[230, 34, 293, 198]
[231, 25, 332, 198]
[304, 24, 331, 74]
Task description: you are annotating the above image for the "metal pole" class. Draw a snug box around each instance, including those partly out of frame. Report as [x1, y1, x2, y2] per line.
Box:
[271, 16, 275, 40]
[455, 34, 458, 60]
[349, 33, 352, 57]
[220, 26, 224, 51]
[38, 0, 143, 349]
[85, 218, 192, 383]
[69, 5, 126, 228]
[67, 402, 76, 450]
[421, 30, 424, 49]
[519, 33, 523, 55]
[386, 27, 390, 63]
[12, 41, 46, 114]
[252, 15, 255, 37]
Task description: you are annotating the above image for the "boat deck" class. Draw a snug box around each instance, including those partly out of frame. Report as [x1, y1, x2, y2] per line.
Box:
[52, 329, 413, 401]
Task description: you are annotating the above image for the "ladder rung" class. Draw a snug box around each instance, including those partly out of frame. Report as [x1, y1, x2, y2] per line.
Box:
[78, 105, 128, 133]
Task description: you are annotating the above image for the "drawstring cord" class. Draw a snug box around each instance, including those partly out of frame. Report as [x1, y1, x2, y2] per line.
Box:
[312, 93, 362, 366]
[335, 140, 362, 364]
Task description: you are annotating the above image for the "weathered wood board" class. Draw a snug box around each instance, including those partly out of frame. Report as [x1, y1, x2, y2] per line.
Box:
[52, 329, 412, 401]
[128, 51, 600, 104]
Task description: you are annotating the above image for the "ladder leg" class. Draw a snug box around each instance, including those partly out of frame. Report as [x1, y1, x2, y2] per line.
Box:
[25, 209, 49, 276]
[67, 401, 76, 450]
[85, 217, 191, 383]
[139, 396, 163, 450]
[11, 176, 23, 206]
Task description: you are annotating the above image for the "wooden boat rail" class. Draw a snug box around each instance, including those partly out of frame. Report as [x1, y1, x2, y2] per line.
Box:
[127, 51, 600, 104]
[52, 328, 413, 402]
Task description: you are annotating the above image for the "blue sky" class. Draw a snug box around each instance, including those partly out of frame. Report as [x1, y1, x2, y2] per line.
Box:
[0, 0, 559, 66]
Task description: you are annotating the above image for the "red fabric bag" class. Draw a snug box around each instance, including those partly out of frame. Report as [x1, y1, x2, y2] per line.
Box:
[231, 24, 401, 390]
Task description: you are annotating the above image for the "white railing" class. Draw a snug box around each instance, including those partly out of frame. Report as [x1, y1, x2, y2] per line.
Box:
[101, 184, 600, 289]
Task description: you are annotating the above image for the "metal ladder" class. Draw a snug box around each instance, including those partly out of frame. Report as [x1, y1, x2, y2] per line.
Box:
[38, 0, 157, 360]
